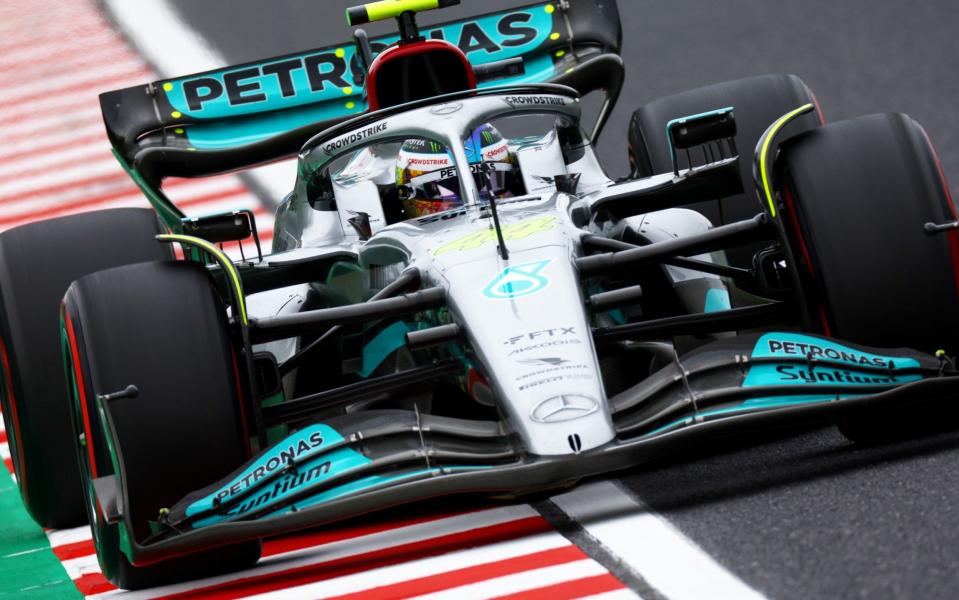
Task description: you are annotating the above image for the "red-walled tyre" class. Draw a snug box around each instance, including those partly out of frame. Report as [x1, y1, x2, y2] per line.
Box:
[62, 260, 260, 590]
[0, 208, 172, 528]
[778, 113, 959, 443]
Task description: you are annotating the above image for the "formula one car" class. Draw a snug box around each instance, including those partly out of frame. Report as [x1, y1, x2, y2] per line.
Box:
[2, 0, 959, 590]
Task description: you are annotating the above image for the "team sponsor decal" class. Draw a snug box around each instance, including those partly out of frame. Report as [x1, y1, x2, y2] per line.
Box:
[216, 461, 334, 519]
[515, 361, 589, 382]
[762, 365, 907, 385]
[483, 143, 510, 160]
[483, 259, 553, 299]
[507, 340, 581, 356]
[434, 216, 556, 255]
[505, 327, 576, 345]
[407, 157, 453, 167]
[742, 333, 921, 390]
[415, 196, 544, 225]
[185, 424, 372, 527]
[415, 162, 513, 186]
[322, 122, 389, 155]
[161, 6, 553, 119]
[213, 429, 325, 503]
[518, 372, 592, 391]
[503, 95, 568, 108]
[503, 326, 581, 356]
[517, 356, 571, 366]
[751, 333, 919, 368]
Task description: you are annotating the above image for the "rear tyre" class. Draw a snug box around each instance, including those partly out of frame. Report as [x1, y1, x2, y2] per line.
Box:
[0, 208, 171, 528]
[778, 113, 959, 443]
[628, 74, 823, 268]
[62, 260, 260, 590]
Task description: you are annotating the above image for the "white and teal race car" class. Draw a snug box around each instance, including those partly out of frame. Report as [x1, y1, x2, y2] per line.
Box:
[2, 0, 958, 590]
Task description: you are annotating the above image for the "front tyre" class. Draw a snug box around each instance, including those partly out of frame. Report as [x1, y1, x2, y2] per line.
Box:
[0, 208, 172, 528]
[778, 113, 959, 443]
[62, 260, 260, 589]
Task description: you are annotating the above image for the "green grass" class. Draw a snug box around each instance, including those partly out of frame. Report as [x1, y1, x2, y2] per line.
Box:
[0, 474, 80, 598]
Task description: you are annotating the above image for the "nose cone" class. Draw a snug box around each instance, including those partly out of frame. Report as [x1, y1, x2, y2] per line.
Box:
[433, 224, 615, 456]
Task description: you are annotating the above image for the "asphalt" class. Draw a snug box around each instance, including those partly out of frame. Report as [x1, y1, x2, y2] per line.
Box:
[167, 1, 959, 597]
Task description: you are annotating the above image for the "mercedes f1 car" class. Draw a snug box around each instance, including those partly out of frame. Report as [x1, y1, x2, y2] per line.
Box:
[2, 0, 959, 589]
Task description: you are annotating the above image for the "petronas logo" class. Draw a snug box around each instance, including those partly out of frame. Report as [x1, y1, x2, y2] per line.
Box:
[482, 259, 553, 300]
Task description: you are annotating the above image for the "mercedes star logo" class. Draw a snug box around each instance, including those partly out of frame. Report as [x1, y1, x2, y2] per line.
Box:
[530, 395, 598, 423]
[429, 102, 463, 116]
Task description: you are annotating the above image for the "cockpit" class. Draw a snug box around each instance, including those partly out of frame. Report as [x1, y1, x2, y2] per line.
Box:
[288, 86, 595, 244]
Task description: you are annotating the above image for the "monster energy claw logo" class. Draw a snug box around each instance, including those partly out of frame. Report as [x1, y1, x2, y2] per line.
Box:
[482, 259, 553, 299]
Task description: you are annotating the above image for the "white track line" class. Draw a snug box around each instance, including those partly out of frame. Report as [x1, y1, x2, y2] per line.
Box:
[102, 0, 222, 76]
[550, 481, 765, 600]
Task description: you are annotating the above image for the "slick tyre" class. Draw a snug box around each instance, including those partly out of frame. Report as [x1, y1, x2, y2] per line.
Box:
[0, 208, 172, 528]
[628, 74, 823, 268]
[778, 113, 959, 443]
[62, 260, 260, 590]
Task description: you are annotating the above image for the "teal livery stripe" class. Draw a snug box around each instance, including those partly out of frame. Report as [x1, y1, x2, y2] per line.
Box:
[179, 8, 559, 150]
[644, 333, 923, 438]
[186, 424, 489, 529]
[164, 4, 556, 122]
[744, 332, 920, 389]
[740, 333, 921, 415]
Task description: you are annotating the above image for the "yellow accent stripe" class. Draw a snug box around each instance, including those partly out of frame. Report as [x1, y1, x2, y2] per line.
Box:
[759, 103, 814, 218]
[365, 0, 440, 22]
[156, 234, 248, 326]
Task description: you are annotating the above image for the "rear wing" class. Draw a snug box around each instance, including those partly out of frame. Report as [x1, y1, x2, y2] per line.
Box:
[99, 0, 622, 185]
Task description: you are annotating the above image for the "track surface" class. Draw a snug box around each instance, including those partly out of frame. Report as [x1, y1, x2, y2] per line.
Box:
[164, 1, 959, 598]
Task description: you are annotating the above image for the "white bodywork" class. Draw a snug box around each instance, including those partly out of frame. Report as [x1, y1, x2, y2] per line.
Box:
[258, 91, 727, 456]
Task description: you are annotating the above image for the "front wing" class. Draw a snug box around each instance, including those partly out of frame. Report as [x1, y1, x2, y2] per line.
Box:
[94, 331, 959, 565]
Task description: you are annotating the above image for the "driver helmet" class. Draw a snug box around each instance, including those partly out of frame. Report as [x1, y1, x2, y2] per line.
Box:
[396, 123, 518, 218]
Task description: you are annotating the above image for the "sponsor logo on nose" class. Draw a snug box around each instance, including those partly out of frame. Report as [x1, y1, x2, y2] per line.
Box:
[482, 258, 552, 299]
